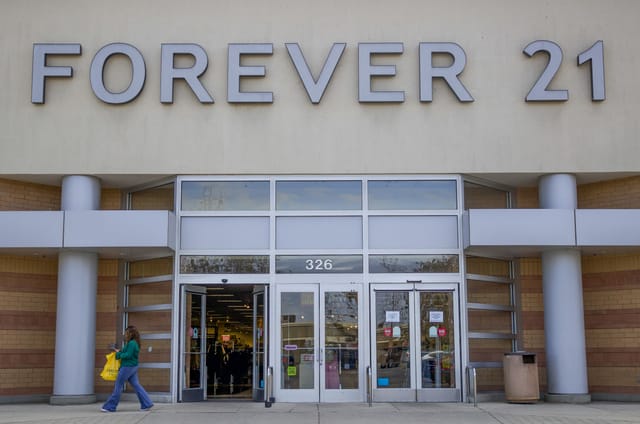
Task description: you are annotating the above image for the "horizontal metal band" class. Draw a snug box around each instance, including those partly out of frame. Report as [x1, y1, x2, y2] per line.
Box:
[467, 302, 514, 312]
[124, 304, 172, 312]
[125, 274, 173, 285]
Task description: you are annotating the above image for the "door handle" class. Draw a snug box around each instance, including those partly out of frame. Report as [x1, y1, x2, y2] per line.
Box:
[319, 347, 323, 366]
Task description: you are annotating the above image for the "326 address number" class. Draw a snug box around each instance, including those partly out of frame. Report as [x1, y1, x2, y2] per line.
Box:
[305, 259, 333, 271]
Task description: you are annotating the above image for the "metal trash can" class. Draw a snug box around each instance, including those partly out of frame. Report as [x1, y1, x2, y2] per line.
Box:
[503, 352, 539, 403]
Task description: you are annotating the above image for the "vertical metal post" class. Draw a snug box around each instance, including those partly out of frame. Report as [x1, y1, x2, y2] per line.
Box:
[265, 366, 274, 407]
[467, 366, 477, 407]
[366, 365, 373, 406]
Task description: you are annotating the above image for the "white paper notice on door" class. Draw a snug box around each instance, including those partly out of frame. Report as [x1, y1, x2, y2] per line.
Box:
[386, 311, 400, 323]
[429, 311, 444, 323]
[392, 326, 401, 337]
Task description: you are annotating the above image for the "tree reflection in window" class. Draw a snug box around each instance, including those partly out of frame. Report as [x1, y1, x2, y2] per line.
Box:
[369, 255, 459, 273]
[180, 255, 269, 274]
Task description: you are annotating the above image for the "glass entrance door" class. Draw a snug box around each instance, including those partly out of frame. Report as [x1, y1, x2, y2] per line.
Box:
[371, 283, 460, 402]
[275, 283, 363, 402]
[180, 285, 207, 401]
[252, 288, 267, 401]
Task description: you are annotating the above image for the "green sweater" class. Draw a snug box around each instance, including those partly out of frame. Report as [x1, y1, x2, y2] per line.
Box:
[116, 340, 140, 367]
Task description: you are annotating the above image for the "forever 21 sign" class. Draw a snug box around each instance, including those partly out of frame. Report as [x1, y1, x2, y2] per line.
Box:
[31, 40, 605, 105]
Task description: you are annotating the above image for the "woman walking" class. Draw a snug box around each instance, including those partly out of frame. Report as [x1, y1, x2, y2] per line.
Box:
[101, 325, 154, 412]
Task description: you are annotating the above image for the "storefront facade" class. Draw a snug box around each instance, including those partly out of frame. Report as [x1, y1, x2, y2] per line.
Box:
[174, 176, 466, 403]
[1, 0, 639, 405]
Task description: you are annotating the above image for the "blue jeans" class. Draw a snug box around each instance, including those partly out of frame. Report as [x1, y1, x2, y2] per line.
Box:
[102, 366, 153, 411]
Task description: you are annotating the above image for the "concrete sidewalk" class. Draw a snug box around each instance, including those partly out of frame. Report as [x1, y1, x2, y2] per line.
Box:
[0, 401, 639, 424]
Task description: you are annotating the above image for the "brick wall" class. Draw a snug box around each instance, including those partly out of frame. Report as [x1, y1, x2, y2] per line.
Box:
[0, 256, 57, 396]
[515, 175, 640, 209]
[0, 255, 120, 397]
[0, 179, 60, 211]
[517, 257, 548, 392]
[516, 176, 640, 398]
[94, 260, 119, 395]
[579, 176, 640, 208]
[0, 178, 121, 398]
[0, 178, 121, 211]
[582, 255, 640, 395]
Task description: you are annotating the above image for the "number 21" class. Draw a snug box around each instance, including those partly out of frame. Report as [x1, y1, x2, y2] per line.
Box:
[523, 40, 605, 102]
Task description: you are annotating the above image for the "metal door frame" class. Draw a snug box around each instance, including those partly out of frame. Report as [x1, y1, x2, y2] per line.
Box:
[273, 282, 365, 403]
[252, 286, 268, 401]
[179, 284, 207, 402]
[370, 282, 461, 402]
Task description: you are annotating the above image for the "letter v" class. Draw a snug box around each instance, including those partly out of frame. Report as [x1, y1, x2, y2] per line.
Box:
[286, 43, 346, 104]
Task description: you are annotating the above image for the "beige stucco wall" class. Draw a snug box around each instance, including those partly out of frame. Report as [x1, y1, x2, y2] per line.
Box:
[1, 0, 639, 179]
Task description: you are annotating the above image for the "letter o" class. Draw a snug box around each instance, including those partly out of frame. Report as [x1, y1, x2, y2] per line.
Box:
[90, 43, 146, 104]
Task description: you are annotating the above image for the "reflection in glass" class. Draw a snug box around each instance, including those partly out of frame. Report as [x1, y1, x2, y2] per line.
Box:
[180, 256, 269, 274]
[369, 255, 459, 273]
[254, 292, 265, 395]
[368, 180, 457, 210]
[181, 181, 269, 211]
[468, 310, 513, 333]
[463, 181, 510, 209]
[325, 292, 359, 390]
[420, 291, 455, 388]
[276, 255, 363, 274]
[184, 293, 203, 390]
[130, 183, 175, 211]
[276, 181, 362, 210]
[375, 291, 410, 389]
[280, 292, 315, 390]
[467, 279, 512, 306]
[469, 339, 513, 365]
[466, 256, 511, 278]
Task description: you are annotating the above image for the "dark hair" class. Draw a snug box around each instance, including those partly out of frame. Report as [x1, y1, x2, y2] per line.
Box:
[124, 325, 142, 348]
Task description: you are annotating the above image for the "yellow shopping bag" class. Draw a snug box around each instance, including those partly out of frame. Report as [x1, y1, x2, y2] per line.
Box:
[100, 351, 121, 381]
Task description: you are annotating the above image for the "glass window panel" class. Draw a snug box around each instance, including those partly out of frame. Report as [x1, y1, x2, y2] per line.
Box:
[368, 180, 457, 210]
[136, 368, 171, 393]
[467, 280, 512, 306]
[276, 181, 362, 210]
[280, 292, 315, 390]
[138, 339, 171, 364]
[254, 292, 265, 393]
[369, 255, 459, 273]
[368, 216, 458, 249]
[466, 256, 511, 278]
[181, 181, 269, 211]
[180, 255, 269, 274]
[276, 255, 363, 274]
[276, 216, 362, 249]
[127, 281, 172, 307]
[130, 183, 175, 211]
[183, 292, 203, 390]
[126, 311, 172, 333]
[420, 291, 455, 388]
[468, 338, 513, 363]
[129, 257, 173, 279]
[325, 291, 359, 390]
[464, 181, 510, 209]
[375, 291, 410, 389]
[181, 217, 269, 250]
[467, 310, 513, 333]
